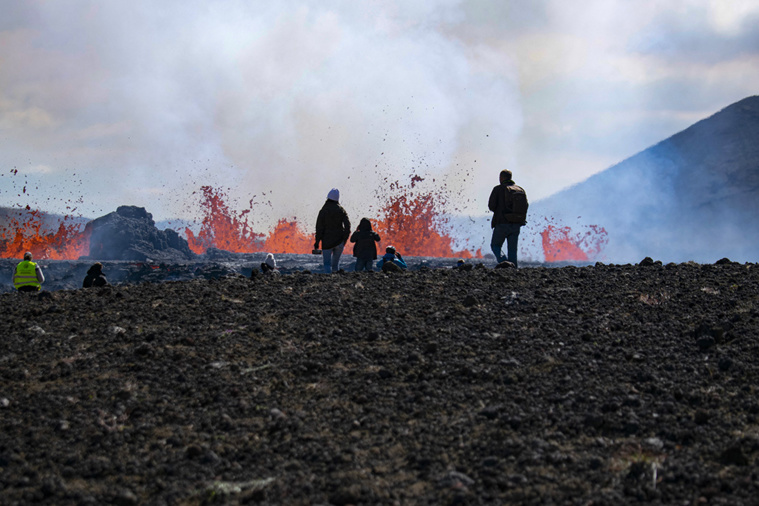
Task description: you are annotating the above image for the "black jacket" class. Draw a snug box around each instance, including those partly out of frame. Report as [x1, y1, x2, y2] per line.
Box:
[83, 266, 108, 288]
[488, 179, 527, 227]
[315, 200, 351, 250]
[350, 219, 381, 259]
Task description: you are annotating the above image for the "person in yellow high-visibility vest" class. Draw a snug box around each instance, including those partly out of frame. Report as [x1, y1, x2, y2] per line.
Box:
[13, 252, 45, 292]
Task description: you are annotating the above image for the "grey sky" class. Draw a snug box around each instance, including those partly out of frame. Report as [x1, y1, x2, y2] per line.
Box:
[1, 0, 757, 231]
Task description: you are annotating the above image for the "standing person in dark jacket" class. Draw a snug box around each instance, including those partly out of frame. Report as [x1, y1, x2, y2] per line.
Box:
[488, 169, 528, 267]
[314, 188, 351, 274]
[83, 262, 109, 287]
[350, 217, 381, 272]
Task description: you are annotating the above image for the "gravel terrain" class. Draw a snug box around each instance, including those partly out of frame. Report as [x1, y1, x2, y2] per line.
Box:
[2, 259, 759, 505]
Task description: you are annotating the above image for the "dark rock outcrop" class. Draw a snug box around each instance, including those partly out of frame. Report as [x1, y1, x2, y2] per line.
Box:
[84, 206, 195, 262]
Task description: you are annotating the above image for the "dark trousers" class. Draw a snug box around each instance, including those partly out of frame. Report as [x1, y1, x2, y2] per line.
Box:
[354, 258, 373, 272]
[491, 223, 521, 267]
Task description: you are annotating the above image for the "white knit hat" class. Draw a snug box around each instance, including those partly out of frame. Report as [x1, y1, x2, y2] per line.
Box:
[327, 188, 340, 202]
[265, 253, 276, 268]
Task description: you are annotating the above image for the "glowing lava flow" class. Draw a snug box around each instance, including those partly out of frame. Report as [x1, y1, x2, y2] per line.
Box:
[182, 183, 481, 258]
[1, 184, 608, 262]
[373, 179, 480, 258]
[261, 219, 314, 255]
[183, 186, 313, 255]
[540, 223, 608, 263]
[0, 208, 89, 260]
[184, 186, 263, 254]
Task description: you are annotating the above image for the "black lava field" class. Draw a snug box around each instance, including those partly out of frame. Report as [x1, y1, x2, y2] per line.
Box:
[2, 258, 759, 505]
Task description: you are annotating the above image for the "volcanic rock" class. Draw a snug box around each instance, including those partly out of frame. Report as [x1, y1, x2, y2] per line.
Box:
[2, 261, 759, 504]
[381, 261, 403, 273]
[84, 205, 195, 262]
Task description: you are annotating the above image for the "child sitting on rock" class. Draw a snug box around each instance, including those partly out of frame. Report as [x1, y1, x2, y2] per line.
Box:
[377, 245, 407, 272]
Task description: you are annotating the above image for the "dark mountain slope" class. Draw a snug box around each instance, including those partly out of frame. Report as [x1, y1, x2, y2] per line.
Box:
[534, 96, 759, 263]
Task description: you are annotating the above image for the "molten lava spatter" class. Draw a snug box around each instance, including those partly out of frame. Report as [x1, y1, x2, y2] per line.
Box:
[2, 179, 606, 262]
[185, 186, 263, 254]
[540, 222, 608, 263]
[261, 219, 314, 255]
[0, 208, 89, 260]
[373, 178, 480, 258]
[184, 187, 314, 255]
[184, 178, 483, 258]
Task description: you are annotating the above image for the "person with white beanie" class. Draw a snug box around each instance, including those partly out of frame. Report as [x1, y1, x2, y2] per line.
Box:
[314, 188, 351, 274]
[260, 253, 279, 274]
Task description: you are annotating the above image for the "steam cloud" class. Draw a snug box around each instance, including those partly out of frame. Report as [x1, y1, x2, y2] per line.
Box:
[3, 1, 759, 263]
[1, 0, 522, 242]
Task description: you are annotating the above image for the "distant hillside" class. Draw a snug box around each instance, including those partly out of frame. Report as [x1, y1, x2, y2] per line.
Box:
[533, 96, 759, 263]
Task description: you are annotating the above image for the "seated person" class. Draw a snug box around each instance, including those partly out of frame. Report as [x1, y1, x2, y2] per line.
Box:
[260, 253, 279, 274]
[377, 245, 407, 272]
[83, 262, 109, 287]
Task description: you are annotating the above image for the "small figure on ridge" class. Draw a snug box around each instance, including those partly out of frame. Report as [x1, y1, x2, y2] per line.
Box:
[456, 258, 473, 271]
[260, 253, 279, 274]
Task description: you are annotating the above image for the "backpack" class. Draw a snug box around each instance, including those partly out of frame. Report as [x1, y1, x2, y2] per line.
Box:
[503, 185, 528, 224]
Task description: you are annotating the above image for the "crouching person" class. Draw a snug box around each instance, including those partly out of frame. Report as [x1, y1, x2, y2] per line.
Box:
[83, 262, 109, 287]
[13, 252, 44, 292]
[378, 246, 407, 273]
[261, 253, 279, 274]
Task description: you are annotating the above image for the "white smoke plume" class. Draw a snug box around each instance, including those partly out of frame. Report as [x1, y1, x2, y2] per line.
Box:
[0, 0, 522, 239]
[3, 0, 759, 262]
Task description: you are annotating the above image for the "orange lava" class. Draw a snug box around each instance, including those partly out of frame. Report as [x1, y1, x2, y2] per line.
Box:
[185, 186, 263, 254]
[541, 223, 608, 263]
[184, 187, 314, 255]
[373, 180, 481, 258]
[0, 207, 90, 260]
[2, 181, 606, 263]
[183, 181, 482, 258]
[261, 219, 314, 254]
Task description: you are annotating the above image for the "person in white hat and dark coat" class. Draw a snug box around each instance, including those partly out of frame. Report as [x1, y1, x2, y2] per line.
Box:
[260, 253, 279, 274]
[314, 188, 351, 274]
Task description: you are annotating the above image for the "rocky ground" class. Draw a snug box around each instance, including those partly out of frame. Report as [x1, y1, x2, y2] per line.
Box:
[0, 252, 471, 293]
[1, 259, 759, 505]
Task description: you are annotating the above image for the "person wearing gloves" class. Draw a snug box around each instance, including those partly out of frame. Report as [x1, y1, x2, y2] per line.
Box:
[314, 188, 351, 274]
